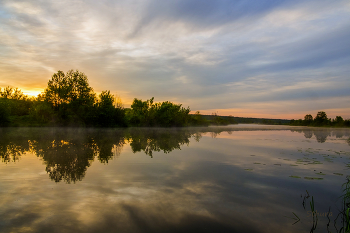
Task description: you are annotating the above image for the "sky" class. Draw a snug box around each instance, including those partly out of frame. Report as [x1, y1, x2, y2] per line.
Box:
[0, 0, 349, 119]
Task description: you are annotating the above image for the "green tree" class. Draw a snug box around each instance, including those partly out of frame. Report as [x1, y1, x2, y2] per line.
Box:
[0, 87, 27, 100]
[333, 116, 344, 126]
[44, 70, 96, 125]
[128, 97, 154, 126]
[0, 99, 10, 126]
[127, 97, 190, 127]
[190, 111, 209, 126]
[0, 87, 32, 116]
[29, 101, 55, 124]
[211, 112, 230, 125]
[314, 111, 329, 126]
[95, 91, 126, 127]
[304, 114, 313, 125]
[44, 71, 70, 107]
[153, 101, 190, 127]
[227, 115, 237, 124]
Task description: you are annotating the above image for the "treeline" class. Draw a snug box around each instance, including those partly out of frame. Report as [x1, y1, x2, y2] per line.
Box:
[198, 114, 290, 125]
[290, 111, 350, 127]
[0, 70, 234, 127]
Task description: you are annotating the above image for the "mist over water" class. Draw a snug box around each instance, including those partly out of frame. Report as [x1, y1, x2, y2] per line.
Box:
[0, 125, 349, 233]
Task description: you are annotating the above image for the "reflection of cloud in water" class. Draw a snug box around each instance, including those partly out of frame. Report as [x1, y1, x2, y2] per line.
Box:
[0, 153, 300, 233]
[0, 126, 349, 232]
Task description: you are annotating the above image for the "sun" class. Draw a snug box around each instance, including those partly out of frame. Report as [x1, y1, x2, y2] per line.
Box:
[22, 90, 43, 97]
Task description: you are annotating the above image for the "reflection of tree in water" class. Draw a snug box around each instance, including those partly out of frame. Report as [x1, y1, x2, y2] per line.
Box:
[30, 130, 126, 182]
[30, 137, 95, 184]
[0, 129, 31, 162]
[313, 130, 330, 143]
[303, 131, 313, 139]
[1, 127, 349, 183]
[0, 143, 27, 163]
[0, 128, 195, 181]
[0, 128, 125, 183]
[92, 130, 125, 163]
[293, 129, 350, 144]
[210, 131, 218, 138]
[126, 128, 193, 158]
[126, 127, 237, 157]
[193, 132, 203, 142]
[335, 131, 345, 138]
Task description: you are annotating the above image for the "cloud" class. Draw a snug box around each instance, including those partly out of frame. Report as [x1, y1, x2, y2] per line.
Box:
[130, 0, 299, 38]
[0, 0, 349, 118]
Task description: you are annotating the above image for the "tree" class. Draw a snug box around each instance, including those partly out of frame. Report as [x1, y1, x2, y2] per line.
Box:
[153, 101, 190, 127]
[44, 71, 70, 107]
[128, 98, 154, 126]
[0, 87, 26, 100]
[127, 97, 190, 127]
[95, 91, 126, 127]
[29, 101, 55, 124]
[0, 100, 10, 126]
[304, 114, 313, 125]
[44, 70, 96, 125]
[0, 87, 32, 116]
[45, 70, 96, 106]
[190, 111, 209, 126]
[314, 111, 329, 126]
[333, 116, 344, 126]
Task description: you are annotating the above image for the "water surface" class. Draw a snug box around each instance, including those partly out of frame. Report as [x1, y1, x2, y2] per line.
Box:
[0, 125, 350, 233]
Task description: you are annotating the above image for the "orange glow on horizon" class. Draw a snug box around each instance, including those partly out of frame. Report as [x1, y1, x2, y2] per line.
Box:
[190, 108, 350, 120]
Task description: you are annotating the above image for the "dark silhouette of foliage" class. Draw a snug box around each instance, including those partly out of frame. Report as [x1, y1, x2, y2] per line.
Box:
[127, 97, 154, 126]
[127, 97, 190, 127]
[0, 100, 10, 127]
[333, 116, 344, 126]
[45, 70, 95, 107]
[44, 70, 96, 126]
[153, 101, 190, 127]
[304, 114, 313, 125]
[210, 112, 231, 125]
[29, 101, 55, 124]
[314, 111, 330, 126]
[95, 91, 126, 127]
[290, 111, 348, 127]
[0, 87, 32, 117]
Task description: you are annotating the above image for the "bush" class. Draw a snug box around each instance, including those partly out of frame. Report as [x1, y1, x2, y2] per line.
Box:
[29, 101, 55, 124]
[0, 100, 10, 126]
[127, 97, 190, 127]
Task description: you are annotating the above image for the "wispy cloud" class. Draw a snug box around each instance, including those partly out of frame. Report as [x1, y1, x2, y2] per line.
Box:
[0, 0, 349, 118]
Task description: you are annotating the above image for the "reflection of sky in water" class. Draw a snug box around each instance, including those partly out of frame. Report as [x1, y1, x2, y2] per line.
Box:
[0, 126, 350, 233]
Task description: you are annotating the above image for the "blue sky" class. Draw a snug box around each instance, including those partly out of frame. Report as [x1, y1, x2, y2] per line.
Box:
[0, 0, 349, 119]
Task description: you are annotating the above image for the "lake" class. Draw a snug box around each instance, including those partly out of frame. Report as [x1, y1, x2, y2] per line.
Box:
[1, 125, 350, 233]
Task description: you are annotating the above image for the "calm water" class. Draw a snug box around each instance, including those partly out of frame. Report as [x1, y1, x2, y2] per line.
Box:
[0, 125, 350, 233]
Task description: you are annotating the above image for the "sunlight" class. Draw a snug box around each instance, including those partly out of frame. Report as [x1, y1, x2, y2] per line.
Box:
[22, 90, 42, 97]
